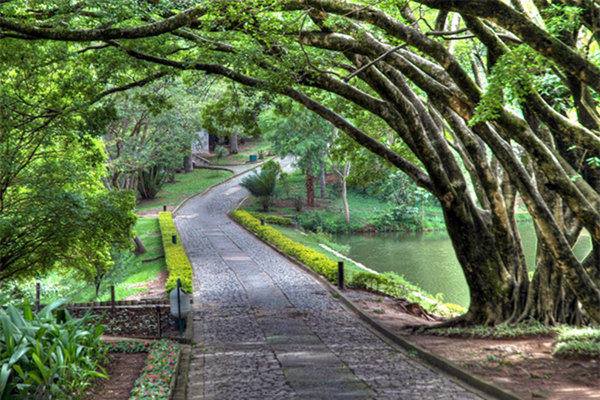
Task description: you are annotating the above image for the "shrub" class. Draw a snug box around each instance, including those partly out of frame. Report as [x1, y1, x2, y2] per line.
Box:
[553, 327, 600, 358]
[298, 210, 359, 234]
[138, 165, 168, 200]
[240, 161, 280, 211]
[371, 205, 421, 232]
[214, 145, 228, 159]
[231, 210, 338, 282]
[158, 212, 193, 294]
[293, 196, 303, 212]
[0, 300, 107, 398]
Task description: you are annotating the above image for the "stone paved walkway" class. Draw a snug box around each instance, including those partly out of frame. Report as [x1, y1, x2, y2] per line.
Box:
[175, 160, 483, 399]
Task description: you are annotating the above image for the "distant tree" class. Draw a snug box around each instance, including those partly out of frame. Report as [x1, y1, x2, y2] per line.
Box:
[200, 83, 263, 154]
[259, 102, 331, 207]
[328, 129, 352, 224]
[102, 78, 200, 198]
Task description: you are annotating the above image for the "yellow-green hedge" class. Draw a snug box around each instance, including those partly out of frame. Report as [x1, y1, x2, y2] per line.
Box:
[231, 210, 338, 282]
[158, 211, 193, 294]
[249, 212, 294, 227]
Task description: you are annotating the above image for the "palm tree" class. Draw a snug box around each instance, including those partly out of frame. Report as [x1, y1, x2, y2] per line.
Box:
[240, 161, 280, 211]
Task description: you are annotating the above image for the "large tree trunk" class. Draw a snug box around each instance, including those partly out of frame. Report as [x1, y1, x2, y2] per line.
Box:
[441, 199, 522, 325]
[183, 154, 193, 172]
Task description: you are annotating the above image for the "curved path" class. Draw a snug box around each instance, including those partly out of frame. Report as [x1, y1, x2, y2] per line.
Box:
[175, 161, 483, 400]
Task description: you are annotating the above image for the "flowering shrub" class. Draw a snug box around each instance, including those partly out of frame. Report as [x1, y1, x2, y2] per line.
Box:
[103, 339, 180, 400]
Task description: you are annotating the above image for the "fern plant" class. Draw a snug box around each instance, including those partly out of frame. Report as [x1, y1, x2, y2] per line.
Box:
[240, 161, 280, 211]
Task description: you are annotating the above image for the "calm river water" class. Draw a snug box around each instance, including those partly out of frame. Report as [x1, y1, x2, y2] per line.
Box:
[337, 223, 592, 308]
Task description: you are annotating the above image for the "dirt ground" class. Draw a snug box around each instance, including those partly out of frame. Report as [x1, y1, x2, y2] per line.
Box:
[86, 352, 147, 400]
[345, 289, 600, 400]
[125, 269, 168, 301]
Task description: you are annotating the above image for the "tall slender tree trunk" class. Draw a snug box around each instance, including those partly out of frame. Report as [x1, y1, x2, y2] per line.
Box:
[341, 178, 350, 224]
[230, 130, 239, 154]
[320, 162, 326, 198]
[306, 169, 315, 207]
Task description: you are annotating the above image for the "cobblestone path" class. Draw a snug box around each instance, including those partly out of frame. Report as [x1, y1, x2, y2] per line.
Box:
[175, 161, 483, 400]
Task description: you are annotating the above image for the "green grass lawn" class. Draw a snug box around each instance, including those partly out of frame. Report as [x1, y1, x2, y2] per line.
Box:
[71, 217, 166, 301]
[272, 225, 369, 281]
[136, 168, 232, 212]
[210, 139, 272, 165]
[2, 217, 168, 305]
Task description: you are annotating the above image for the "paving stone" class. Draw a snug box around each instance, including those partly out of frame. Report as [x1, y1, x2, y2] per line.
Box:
[174, 158, 482, 400]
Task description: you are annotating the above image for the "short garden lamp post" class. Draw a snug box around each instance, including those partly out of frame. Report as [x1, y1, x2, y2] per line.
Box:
[169, 278, 190, 335]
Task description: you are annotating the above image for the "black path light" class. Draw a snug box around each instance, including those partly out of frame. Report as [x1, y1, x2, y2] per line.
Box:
[338, 261, 344, 290]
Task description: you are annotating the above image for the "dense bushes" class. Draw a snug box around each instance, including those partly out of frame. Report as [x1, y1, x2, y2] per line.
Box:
[0, 301, 106, 398]
[231, 210, 338, 282]
[553, 328, 600, 358]
[158, 212, 193, 294]
[298, 210, 360, 233]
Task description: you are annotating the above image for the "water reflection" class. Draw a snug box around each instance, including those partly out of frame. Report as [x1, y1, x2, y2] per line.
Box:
[337, 223, 592, 308]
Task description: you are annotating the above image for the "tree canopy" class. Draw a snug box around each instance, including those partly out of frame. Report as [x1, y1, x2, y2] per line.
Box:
[0, 0, 598, 326]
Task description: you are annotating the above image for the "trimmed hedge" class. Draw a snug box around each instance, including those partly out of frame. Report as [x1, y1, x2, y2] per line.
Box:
[232, 210, 338, 282]
[158, 212, 193, 294]
[249, 212, 295, 227]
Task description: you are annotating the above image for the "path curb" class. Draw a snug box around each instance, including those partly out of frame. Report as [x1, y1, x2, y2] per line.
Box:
[229, 214, 522, 400]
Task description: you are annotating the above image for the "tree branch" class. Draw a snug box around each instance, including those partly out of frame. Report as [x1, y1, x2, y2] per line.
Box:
[0, 6, 204, 41]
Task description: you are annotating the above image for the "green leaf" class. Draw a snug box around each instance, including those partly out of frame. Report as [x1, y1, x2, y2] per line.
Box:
[0, 364, 12, 398]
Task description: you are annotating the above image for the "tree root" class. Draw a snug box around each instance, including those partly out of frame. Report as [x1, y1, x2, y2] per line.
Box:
[404, 313, 470, 333]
